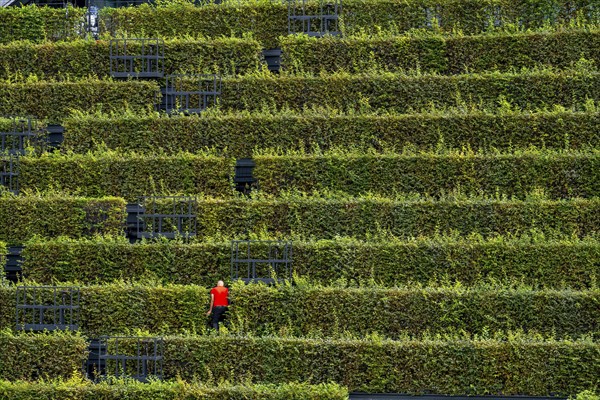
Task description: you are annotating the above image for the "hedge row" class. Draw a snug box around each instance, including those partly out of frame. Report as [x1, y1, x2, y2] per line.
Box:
[281, 29, 600, 74]
[0, 243, 5, 274]
[184, 197, 600, 239]
[0, 38, 262, 80]
[0, 195, 126, 245]
[0, 381, 348, 400]
[1, 284, 598, 338]
[217, 70, 600, 113]
[17, 236, 600, 288]
[0, 6, 85, 44]
[62, 109, 600, 155]
[143, 336, 600, 394]
[253, 150, 600, 199]
[100, 0, 600, 47]
[0, 331, 87, 381]
[0, 79, 158, 123]
[19, 152, 236, 201]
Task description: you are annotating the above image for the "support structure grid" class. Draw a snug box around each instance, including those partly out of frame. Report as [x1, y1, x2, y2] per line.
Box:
[15, 286, 80, 332]
[231, 240, 293, 283]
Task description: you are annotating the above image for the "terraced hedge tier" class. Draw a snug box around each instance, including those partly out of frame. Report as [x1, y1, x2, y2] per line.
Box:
[162, 335, 599, 394]
[19, 236, 600, 288]
[186, 196, 600, 239]
[218, 70, 600, 113]
[1, 284, 598, 338]
[0, 195, 126, 245]
[0, 79, 158, 123]
[281, 29, 600, 74]
[253, 150, 600, 199]
[19, 152, 236, 200]
[0, 6, 85, 44]
[62, 109, 600, 155]
[0, 38, 262, 80]
[0, 381, 349, 400]
[99, 0, 600, 47]
[0, 331, 87, 381]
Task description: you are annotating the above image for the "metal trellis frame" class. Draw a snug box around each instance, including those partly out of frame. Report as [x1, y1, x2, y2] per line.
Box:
[109, 38, 164, 78]
[0, 154, 19, 194]
[0, 117, 44, 155]
[15, 285, 80, 331]
[163, 74, 221, 114]
[135, 196, 197, 239]
[97, 336, 164, 382]
[288, 0, 341, 37]
[231, 240, 293, 283]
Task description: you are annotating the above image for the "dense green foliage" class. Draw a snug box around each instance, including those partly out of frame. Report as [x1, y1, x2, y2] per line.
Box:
[0, 79, 158, 123]
[100, 0, 600, 47]
[62, 109, 600, 155]
[0, 381, 349, 400]
[20, 236, 600, 288]
[0, 38, 261, 80]
[253, 150, 600, 199]
[158, 335, 599, 394]
[19, 152, 236, 200]
[281, 30, 600, 74]
[0, 195, 125, 245]
[0, 331, 87, 381]
[188, 196, 599, 239]
[1, 284, 598, 338]
[0, 6, 85, 44]
[219, 70, 600, 113]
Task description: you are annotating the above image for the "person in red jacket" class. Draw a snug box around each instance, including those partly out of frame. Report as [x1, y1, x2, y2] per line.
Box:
[206, 280, 229, 330]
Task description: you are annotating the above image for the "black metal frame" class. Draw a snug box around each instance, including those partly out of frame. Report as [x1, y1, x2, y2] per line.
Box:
[0, 117, 43, 155]
[288, 0, 341, 37]
[0, 154, 19, 194]
[136, 196, 197, 239]
[109, 38, 164, 78]
[231, 240, 293, 283]
[97, 336, 164, 382]
[15, 285, 80, 331]
[163, 74, 221, 114]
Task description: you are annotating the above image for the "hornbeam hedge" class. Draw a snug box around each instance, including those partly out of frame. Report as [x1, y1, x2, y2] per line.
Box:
[218, 70, 600, 113]
[0, 195, 126, 245]
[253, 150, 600, 199]
[281, 30, 600, 74]
[0, 331, 87, 381]
[189, 196, 600, 239]
[0, 6, 85, 44]
[19, 152, 236, 200]
[100, 0, 600, 47]
[160, 335, 600, 394]
[19, 236, 600, 288]
[0, 38, 262, 80]
[0, 381, 349, 400]
[62, 109, 600, 155]
[0, 284, 598, 338]
[0, 79, 158, 123]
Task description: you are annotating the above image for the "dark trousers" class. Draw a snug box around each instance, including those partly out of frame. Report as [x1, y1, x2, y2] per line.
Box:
[211, 306, 228, 330]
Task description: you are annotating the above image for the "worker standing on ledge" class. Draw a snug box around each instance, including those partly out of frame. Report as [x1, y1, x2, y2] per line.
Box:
[206, 280, 229, 331]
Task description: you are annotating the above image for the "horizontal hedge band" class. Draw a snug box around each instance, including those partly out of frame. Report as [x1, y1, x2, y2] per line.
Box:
[2, 0, 592, 46]
[0, 38, 262, 80]
[0, 332, 87, 381]
[0, 196, 597, 243]
[0, 80, 158, 123]
[62, 110, 600, 155]
[1, 285, 598, 338]
[217, 70, 600, 113]
[18, 237, 600, 288]
[281, 30, 600, 74]
[125, 335, 600, 394]
[19, 153, 237, 201]
[17, 151, 600, 200]
[0, 196, 126, 245]
[0, 381, 348, 400]
[252, 151, 600, 199]
[184, 197, 600, 239]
